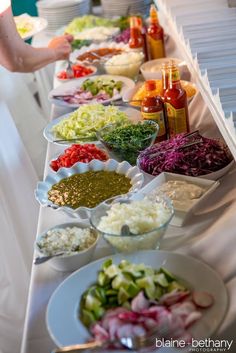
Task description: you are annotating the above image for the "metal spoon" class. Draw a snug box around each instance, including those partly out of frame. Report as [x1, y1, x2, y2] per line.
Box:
[51, 323, 170, 352]
[121, 224, 134, 236]
[34, 252, 65, 265]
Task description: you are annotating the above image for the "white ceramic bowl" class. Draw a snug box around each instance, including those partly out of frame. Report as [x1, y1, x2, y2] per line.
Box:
[35, 159, 144, 218]
[140, 57, 189, 81]
[137, 157, 234, 181]
[199, 159, 234, 180]
[35, 222, 99, 272]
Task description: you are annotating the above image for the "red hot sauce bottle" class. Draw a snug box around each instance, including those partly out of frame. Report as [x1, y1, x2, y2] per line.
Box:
[141, 80, 168, 142]
[164, 62, 190, 137]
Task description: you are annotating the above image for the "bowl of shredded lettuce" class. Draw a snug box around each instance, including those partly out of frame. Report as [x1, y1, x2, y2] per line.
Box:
[44, 104, 141, 145]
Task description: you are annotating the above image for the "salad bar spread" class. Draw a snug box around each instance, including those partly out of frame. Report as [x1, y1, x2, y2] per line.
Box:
[48, 171, 131, 209]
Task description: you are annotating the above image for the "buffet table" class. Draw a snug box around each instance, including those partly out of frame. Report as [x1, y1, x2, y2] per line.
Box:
[21, 13, 236, 353]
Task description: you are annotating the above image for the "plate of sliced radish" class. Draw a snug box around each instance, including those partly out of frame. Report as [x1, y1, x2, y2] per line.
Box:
[46, 250, 228, 350]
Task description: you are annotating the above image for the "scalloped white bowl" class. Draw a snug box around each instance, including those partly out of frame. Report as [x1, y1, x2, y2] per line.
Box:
[35, 159, 144, 218]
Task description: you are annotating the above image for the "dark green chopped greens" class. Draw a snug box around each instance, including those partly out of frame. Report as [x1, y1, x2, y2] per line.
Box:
[100, 122, 157, 165]
[80, 259, 187, 328]
[82, 78, 123, 97]
[71, 39, 91, 50]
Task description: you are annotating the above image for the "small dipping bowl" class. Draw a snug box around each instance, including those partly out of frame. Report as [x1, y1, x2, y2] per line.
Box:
[35, 222, 99, 272]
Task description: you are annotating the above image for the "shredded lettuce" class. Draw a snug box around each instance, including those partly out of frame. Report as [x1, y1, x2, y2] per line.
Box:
[65, 15, 115, 35]
[52, 104, 129, 141]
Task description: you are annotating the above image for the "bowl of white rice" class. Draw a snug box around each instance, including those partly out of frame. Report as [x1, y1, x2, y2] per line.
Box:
[90, 193, 173, 253]
[35, 222, 99, 271]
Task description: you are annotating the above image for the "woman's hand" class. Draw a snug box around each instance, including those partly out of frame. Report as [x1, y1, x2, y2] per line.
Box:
[48, 34, 73, 60]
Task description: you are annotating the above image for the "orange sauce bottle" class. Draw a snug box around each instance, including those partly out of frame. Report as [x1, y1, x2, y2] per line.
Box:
[147, 4, 165, 60]
[164, 62, 190, 137]
[141, 80, 168, 142]
[129, 16, 144, 52]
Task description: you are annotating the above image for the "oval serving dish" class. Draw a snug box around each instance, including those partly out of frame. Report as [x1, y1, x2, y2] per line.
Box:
[35, 159, 144, 218]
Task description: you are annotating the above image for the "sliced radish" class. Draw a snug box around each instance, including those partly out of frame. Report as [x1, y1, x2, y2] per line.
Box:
[185, 311, 202, 327]
[192, 291, 214, 308]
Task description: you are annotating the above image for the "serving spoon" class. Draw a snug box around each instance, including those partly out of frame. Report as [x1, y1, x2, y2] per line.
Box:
[34, 252, 65, 265]
[51, 324, 169, 352]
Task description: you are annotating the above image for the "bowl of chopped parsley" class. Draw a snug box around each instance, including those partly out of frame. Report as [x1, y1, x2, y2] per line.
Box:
[97, 120, 159, 165]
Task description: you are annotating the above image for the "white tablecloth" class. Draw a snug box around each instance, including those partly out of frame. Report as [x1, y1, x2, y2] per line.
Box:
[21, 28, 236, 353]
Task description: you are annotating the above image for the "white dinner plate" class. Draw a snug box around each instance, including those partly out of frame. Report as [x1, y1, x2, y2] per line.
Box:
[14, 14, 48, 40]
[43, 105, 141, 146]
[46, 250, 228, 350]
[48, 75, 135, 108]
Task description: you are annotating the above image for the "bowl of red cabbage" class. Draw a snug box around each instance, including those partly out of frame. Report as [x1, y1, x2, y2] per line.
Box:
[137, 132, 234, 180]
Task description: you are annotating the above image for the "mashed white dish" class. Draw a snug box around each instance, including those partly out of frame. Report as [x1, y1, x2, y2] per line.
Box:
[105, 51, 144, 79]
[37, 227, 97, 256]
[158, 180, 205, 211]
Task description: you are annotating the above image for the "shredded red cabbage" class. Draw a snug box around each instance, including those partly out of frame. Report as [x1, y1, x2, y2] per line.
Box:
[114, 28, 130, 43]
[138, 132, 232, 177]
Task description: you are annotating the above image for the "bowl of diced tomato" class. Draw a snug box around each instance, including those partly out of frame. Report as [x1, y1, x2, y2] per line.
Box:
[50, 144, 109, 172]
[56, 63, 97, 82]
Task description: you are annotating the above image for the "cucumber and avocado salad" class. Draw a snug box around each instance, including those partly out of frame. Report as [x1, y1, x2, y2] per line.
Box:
[82, 78, 123, 97]
[80, 259, 187, 328]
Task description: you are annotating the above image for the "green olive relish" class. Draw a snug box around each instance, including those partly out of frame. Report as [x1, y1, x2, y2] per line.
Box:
[48, 171, 132, 209]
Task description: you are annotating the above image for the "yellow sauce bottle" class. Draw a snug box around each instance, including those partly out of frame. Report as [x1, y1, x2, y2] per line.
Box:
[147, 4, 166, 60]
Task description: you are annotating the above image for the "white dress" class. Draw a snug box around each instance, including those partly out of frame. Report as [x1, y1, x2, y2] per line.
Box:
[0, 67, 45, 353]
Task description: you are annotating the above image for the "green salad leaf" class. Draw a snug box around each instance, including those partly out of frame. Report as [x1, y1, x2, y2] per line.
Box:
[65, 15, 115, 35]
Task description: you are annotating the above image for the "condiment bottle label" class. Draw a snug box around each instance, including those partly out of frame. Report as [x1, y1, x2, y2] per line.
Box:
[142, 111, 166, 136]
[147, 37, 165, 59]
[165, 103, 188, 135]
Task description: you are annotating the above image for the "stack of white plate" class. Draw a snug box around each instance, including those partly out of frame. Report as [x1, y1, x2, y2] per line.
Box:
[36, 0, 91, 33]
[101, 0, 151, 18]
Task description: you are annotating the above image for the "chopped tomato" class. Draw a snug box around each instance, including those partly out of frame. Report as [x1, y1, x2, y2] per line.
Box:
[50, 144, 108, 171]
[56, 64, 94, 80]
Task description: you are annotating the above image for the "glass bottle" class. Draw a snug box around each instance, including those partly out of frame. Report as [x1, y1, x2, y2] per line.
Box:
[136, 17, 148, 61]
[164, 62, 190, 137]
[129, 16, 144, 52]
[147, 4, 165, 60]
[160, 62, 169, 101]
[141, 80, 168, 142]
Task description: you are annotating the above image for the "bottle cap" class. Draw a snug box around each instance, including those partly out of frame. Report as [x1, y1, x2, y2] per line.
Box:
[130, 16, 138, 29]
[150, 4, 158, 21]
[145, 80, 156, 91]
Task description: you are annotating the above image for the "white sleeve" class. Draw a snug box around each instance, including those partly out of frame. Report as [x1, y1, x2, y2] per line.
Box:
[0, 0, 11, 14]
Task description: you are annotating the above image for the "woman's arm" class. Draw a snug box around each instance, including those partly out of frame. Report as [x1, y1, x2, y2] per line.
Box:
[0, 5, 73, 72]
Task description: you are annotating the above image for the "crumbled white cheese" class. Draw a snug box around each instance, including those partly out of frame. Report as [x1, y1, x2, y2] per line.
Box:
[37, 227, 97, 256]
